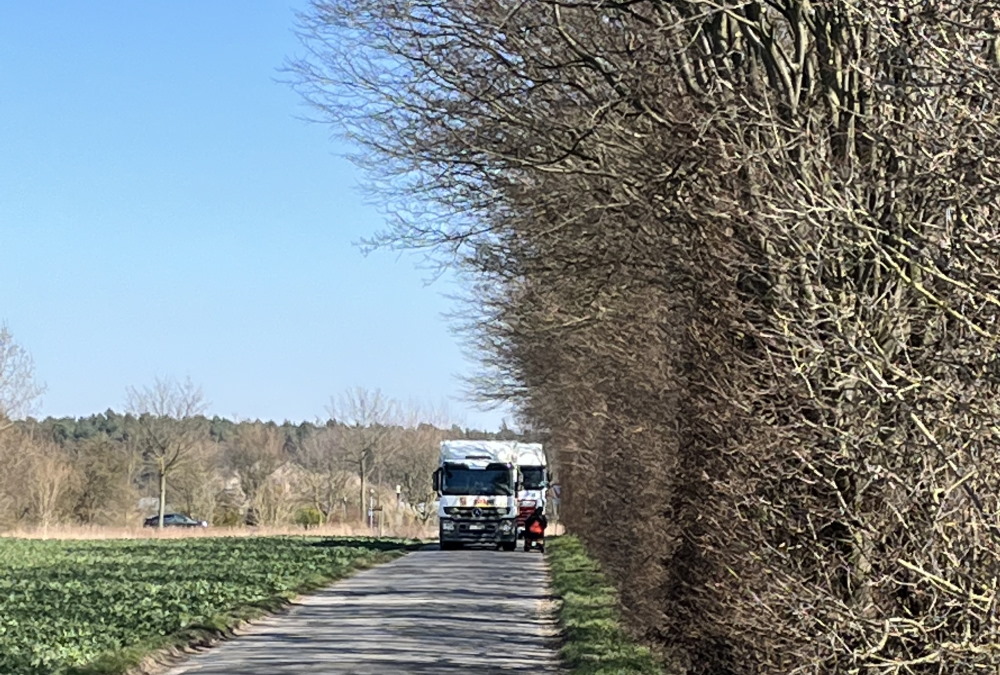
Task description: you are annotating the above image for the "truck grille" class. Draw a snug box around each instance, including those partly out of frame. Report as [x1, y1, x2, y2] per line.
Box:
[447, 507, 506, 519]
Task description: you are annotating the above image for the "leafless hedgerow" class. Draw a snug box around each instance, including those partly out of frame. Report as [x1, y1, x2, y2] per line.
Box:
[291, 1, 1000, 672]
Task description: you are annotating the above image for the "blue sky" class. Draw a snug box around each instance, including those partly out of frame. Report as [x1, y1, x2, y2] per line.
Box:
[0, 2, 507, 429]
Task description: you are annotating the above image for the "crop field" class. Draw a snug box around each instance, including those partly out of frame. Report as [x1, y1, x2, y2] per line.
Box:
[0, 535, 413, 675]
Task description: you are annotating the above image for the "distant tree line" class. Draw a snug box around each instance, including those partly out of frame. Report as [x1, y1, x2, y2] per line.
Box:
[291, 1, 1000, 672]
[0, 383, 528, 531]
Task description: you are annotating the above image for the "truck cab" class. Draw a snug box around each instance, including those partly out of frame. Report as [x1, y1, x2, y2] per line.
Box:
[435, 441, 520, 550]
[514, 443, 549, 536]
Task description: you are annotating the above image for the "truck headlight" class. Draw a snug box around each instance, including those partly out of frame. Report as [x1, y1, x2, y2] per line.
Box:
[441, 520, 455, 531]
[499, 520, 514, 532]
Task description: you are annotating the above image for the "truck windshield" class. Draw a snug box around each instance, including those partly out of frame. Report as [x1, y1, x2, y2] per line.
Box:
[520, 467, 546, 490]
[442, 466, 513, 496]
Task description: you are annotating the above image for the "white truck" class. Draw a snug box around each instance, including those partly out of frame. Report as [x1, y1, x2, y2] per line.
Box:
[433, 440, 520, 550]
[434, 440, 550, 550]
[513, 443, 549, 536]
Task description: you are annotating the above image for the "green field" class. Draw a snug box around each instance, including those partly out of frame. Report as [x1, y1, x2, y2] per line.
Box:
[0, 536, 413, 675]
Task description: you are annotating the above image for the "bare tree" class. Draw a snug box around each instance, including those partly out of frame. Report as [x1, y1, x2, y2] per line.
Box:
[22, 437, 77, 532]
[125, 377, 208, 528]
[254, 468, 300, 525]
[168, 438, 221, 523]
[224, 422, 289, 524]
[381, 401, 451, 520]
[298, 424, 354, 523]
[0, 427, 33, 527]
[326, 387, 401, 520]
[68, 434, 140, 525]
[387, 424, 442, 523]
[0, 324, 44, 430]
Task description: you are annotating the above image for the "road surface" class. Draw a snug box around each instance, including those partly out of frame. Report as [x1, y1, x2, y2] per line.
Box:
[165, 546, 563, 674]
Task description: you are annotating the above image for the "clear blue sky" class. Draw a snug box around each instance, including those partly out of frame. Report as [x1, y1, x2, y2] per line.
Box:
[0, 2, 508, 429]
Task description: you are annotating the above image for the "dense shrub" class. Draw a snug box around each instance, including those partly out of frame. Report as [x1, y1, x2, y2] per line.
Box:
[292, 1, 1000, 671]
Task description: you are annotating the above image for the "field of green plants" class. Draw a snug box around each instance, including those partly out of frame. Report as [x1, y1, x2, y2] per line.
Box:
[0, 536, 412, 675]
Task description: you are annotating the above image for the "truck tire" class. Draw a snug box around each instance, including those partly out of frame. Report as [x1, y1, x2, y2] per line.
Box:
[500, 541, 517, 552]
[440, 541, 462, 551]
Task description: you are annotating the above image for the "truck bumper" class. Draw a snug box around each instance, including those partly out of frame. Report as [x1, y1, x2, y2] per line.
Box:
[440, 519, 517, 544]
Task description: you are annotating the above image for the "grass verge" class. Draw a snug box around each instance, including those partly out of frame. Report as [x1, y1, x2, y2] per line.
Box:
[547, 535, 664, 674]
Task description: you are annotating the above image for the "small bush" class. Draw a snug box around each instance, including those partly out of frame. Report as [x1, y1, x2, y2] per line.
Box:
[211, 506, 242, 527]
[294, 507, 324, 529]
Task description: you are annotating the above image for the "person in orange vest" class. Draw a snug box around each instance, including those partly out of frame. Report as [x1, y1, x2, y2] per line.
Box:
[523, 506, 548, 552]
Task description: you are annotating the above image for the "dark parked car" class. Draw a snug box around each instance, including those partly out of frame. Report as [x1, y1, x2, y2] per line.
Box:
[143, 513, 208, 528]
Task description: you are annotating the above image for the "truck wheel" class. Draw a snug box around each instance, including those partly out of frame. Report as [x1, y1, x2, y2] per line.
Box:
[500, 541, 517, 552]
[441, 541, 461, 551]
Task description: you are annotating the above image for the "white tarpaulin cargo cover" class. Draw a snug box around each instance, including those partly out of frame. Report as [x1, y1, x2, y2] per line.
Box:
[515, 443, 546, 467]
[440, 440, 522, 464]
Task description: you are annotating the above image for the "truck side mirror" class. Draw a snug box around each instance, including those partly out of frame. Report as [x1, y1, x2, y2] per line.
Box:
[546, 470, 554, 483]
[432, 468, 441, 493]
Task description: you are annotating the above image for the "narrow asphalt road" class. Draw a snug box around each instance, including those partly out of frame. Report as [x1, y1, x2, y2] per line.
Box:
[165, 546, 563, 674]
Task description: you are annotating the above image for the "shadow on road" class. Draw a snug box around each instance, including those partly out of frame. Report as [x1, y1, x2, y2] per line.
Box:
[168, 548, 563, 674]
